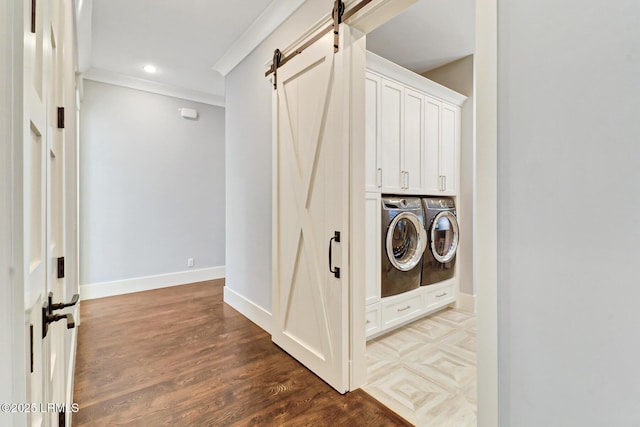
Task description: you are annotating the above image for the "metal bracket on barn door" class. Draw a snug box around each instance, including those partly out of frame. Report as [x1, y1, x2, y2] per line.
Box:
[271, 49, 283, 90]
[332, 0, 346, 53]
[266, 0, 347, 89]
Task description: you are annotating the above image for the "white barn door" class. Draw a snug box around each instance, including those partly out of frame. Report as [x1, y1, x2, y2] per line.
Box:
[272, 30, 352, 393]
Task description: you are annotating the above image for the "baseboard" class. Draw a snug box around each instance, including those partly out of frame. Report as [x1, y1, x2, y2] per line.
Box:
[80, 266, 225, 300]
[223, 286, 272, 334]
[456, 292, 476, 313]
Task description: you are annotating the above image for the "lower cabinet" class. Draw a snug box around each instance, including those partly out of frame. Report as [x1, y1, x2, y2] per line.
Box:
[365, 304, 382, 337]
[381, 290, 424, 330]
[366, 278, 458, 340]
[425, 280, 456, 310]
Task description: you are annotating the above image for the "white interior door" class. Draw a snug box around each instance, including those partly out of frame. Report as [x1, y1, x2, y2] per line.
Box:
[272, 30, 351, 393]
[45, 3, 69, 424]
[23, 0, 71, 424]
[24, 0, 52, 422]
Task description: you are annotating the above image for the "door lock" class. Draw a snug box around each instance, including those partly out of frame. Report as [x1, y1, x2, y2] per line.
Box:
[42, 292, 79, 338]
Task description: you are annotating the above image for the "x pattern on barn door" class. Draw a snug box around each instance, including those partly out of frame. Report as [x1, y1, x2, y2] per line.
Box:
[272, 31, 350, 393]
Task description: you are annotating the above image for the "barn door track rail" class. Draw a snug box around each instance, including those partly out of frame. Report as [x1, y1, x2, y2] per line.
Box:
[266, 0, 374, 89]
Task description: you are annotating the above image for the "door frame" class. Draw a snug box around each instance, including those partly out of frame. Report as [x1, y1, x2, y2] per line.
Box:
[3, 0, 30, 424]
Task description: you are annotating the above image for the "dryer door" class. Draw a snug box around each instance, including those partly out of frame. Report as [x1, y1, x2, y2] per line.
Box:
[386, 212, 427, 271]
[430, 211, 460, 263]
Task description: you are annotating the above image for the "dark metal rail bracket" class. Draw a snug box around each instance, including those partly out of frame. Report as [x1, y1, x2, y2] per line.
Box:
[266, 0, 374, 89]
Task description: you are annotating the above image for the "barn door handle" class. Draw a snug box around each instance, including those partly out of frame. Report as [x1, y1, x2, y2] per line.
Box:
[328, 231, 341, 279]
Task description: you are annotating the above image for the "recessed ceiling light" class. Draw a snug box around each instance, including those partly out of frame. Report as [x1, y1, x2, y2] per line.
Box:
[143, 64, 157, 74]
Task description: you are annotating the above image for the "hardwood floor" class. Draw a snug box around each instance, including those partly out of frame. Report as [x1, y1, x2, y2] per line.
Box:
[73, 280, 410, 426]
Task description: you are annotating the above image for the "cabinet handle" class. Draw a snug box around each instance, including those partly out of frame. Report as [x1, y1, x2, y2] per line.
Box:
[439, 175, 445, 191]
[442, 176, 446, 191]
[397, 305, 411, 312]
[366, 319, 371, 324]
[436, 292, 447, 298]
[377, 168, 382, 188]
[406, 171, 410, 188]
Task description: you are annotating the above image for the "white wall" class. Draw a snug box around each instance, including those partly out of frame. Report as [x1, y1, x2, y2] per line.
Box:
[423, 55, 475, 298]
[498, 1, 640, 424]
[225, 1, 329, 312]
[80, 81, 225, 290]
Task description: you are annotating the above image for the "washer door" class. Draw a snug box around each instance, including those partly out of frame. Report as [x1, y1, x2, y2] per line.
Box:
[430, 211, 459, 263]
[386, 212, 427, 271]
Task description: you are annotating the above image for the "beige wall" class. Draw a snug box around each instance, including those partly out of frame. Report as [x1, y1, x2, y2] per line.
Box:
[423, 55, 474, 96]
[422, 56, 475, 299]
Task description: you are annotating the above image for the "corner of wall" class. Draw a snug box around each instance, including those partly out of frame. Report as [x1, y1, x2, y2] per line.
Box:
[223, 286, 272, 334]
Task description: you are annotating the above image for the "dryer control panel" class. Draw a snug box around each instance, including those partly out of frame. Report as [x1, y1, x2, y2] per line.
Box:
[425, 198, 455, 209]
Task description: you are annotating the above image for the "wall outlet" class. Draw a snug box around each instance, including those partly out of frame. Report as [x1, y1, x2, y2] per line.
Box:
[187, 258, 194, 268]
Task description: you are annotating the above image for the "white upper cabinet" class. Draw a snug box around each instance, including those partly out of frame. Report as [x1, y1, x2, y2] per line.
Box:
[424, 96, 441, 194]
[424, 96, 460, 195]
[439, 103, 460, 194]
[403, 88, 425, 193]
[380, 78, 403, 191]
[366, 52, 466, 196]
[365, 74, 381, 191]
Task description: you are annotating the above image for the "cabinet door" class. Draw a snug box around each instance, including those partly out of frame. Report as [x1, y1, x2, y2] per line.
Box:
[440, 103, 459, 194]
[365, 193, 381, 305]
[424, 96, 441, 194]
[380, 79, 403, 191]
[365, 73, 381, 192]
[403, 89, 424, 193]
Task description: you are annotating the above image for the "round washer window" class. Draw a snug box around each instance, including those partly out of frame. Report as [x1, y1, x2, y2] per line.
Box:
[386, 212, 426, 271]
[430, 211, 459, 263]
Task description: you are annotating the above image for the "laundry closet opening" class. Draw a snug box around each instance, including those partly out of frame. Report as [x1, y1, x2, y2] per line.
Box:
[268, 0, 483, 423]
[361, 4, 476, 421]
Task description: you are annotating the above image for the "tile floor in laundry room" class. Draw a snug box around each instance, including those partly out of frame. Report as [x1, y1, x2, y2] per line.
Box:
[364, 307, 477, 427]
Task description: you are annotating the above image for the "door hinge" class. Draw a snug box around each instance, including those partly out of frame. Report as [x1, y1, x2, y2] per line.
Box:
[31, 0, 36, 33]
[29, 324, 34, 373]
[57, 256, 65, 278]
[57, 107, 64, 129]
[59, 407, 66, 426]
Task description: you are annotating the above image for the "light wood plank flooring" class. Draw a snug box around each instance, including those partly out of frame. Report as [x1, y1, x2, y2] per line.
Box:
[73, 279, 410, 426]
[364, 307, 477, 427]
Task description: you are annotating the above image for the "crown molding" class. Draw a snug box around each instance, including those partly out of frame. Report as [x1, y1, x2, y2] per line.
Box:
[83, 68, 225, 107]
[367, 51, 468, 106]
[212, 0, 306, 76]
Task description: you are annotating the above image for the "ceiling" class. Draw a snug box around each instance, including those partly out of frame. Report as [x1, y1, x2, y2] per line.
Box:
[81, 0, 474, 105]
[367, 0, 475, 73]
